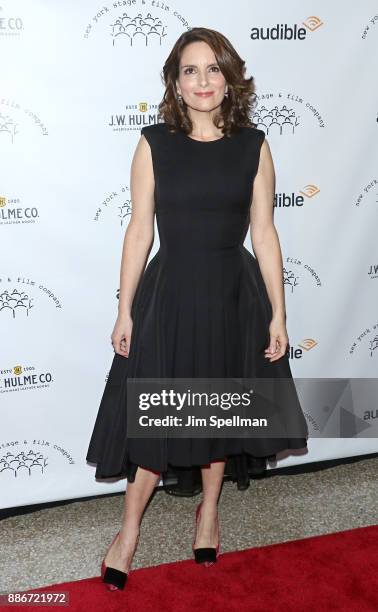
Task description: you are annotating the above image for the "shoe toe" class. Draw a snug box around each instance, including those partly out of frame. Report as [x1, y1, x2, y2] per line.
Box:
[194, 547, 217, 564]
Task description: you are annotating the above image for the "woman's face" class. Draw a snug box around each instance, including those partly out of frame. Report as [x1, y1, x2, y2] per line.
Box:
[175, 41, 227, 114]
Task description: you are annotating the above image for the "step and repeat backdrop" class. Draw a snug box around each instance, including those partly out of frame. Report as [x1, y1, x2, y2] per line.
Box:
[1, 1, 377, 508]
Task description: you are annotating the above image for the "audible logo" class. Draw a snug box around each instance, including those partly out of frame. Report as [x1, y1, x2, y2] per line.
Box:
[298, 339, 318, 351]
[299, 185, 320, 198]
[275, 193, 305, 208]
[251, 16, 323, 40]
[275, 186, 320, 207]
[286, 339, 318, 360]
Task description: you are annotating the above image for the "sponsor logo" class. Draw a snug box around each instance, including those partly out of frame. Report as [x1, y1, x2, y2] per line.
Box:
[250, 16, 324, 41]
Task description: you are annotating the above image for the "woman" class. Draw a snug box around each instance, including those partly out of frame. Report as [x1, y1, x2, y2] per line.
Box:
[86, 27, 308, 590]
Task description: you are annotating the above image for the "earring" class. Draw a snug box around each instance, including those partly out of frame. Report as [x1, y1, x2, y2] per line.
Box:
[224, 88, 229, 97]
[177, 93, 183, 104]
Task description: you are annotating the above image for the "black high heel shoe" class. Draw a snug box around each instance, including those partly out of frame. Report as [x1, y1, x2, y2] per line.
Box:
[101, 531, 139, 590]
[192, 501, 221, 567]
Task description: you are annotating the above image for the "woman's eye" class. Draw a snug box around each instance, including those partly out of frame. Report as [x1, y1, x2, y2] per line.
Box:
[183, 66, 220, 75]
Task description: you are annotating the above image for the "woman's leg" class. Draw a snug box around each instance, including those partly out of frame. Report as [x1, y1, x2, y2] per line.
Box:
[193, 459, 226, 549]
[104, 466, 161, 572]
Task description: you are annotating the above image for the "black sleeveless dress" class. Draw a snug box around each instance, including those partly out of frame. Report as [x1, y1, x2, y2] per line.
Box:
[86, 122, 308, 490]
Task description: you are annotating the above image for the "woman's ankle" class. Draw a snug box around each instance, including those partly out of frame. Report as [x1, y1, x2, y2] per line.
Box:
[119, 524, 140, 543]
[200, 499, 218, 514]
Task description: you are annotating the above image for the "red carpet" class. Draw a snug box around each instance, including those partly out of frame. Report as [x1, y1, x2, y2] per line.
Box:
[3, 524, 377, 612]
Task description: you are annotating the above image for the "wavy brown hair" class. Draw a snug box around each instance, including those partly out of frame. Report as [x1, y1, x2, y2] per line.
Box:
[157, 27, 258, 138]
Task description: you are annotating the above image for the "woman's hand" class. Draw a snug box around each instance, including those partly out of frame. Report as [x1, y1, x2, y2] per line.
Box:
[111, 313, 133, 357]
[264, 315, 289, 362]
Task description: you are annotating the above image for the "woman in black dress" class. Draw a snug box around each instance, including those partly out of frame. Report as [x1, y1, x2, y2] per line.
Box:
[86, 27, 308, 590]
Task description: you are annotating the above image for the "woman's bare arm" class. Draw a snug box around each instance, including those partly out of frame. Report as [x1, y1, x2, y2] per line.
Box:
[111, 134, 155, 356]
[249, 138, 289, 361]
[118, 134, 155, 319]
[249, 138, 286, 323]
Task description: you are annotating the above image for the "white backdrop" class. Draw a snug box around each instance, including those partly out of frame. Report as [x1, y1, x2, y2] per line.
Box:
[1, 1, 377, 509]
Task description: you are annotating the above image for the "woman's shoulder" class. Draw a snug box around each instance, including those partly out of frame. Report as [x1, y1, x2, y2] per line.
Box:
[140, 122, 169, 148]
[238, 125, 266, 154]
[140, 122, 167, 136]
[242, 124, 266, 141]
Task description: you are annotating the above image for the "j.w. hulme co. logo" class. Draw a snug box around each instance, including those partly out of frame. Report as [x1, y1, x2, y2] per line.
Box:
[0, 363, 54, 394]
[0, 195, 40, 226]
[108, 101, 159, 133]
[0, 5, 24, 37]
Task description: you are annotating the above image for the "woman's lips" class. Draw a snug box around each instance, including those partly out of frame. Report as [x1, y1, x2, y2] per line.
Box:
[194, 92, 214, 97]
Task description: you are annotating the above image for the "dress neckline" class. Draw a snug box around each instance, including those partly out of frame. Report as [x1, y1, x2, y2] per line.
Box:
[180, 130, 226, 144]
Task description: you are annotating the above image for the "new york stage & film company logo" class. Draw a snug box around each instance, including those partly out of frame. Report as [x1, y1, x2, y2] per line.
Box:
[0, 195, 40, 225]
[354, 178, 378, 208]
[250, 16, 323, 40]
[0, 364, 54, 394]
[283, 256, 322, 293]
[0, 275, 63, 318]
[109, 101, 159, 133]
[252, 92, 325, 131]
[0, 439, 75, 479]
[361, 13, 378, 39]
[349, 321, 378, 359]
[0, 5, 23, 37]
[83, 3, 190, 43]
[281, 255, 321, 362]
[0, 98, 48, 143]
[94, 184, 132, 225]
